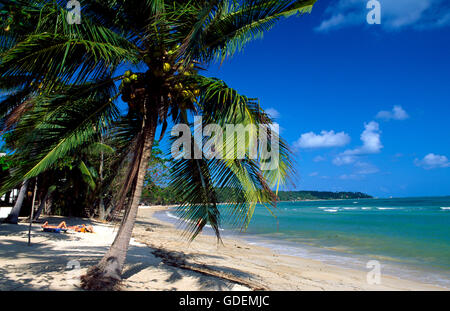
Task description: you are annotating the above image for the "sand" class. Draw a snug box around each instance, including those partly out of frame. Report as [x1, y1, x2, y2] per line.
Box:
[0, 206, 446, 291]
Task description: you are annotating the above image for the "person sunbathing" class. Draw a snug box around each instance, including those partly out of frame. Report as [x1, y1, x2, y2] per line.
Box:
[71, 224, 94, 233]
[41, 221, 94, 233]
[41, 221, 68, 229]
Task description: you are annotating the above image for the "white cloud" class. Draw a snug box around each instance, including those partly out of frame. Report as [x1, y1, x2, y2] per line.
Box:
[415, 153, 450, 169]
[355, 161, 380, 174]
[309, 172, 319, 177]
[265, 108, 280, 119]
[339, 174, 362, 180]
[315, 13, 349, 32]
[334, 121, 383, 165]
[315, 0, 450, 32]
[333, 154, 357, 166]
[313, 155, 326, 162]
[337, 162, 379, 181]
[294, 130, 351, 149]
[376, 105, 409, 121]
[347, 121, 383, 155]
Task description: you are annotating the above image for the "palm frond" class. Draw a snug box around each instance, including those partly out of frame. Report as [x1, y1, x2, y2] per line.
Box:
[179, 0, 316, 62]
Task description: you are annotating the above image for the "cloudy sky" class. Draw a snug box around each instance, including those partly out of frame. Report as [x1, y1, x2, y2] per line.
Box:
[206, 0, 450, 197]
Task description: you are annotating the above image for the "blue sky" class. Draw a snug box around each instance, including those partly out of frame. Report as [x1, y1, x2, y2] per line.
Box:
[2, 1, 449, 198]
[205, 0, 450, 198]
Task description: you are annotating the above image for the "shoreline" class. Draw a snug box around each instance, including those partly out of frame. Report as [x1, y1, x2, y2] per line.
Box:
[132, 205, 447, 291]
[0, 205, 447, 290]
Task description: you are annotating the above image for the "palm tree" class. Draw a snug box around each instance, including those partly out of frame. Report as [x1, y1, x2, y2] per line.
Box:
[3, 179, 28, 223]
[0, 0, 316, 289]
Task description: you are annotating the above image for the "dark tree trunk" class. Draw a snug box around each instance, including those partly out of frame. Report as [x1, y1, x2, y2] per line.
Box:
[28, 178, 38, 245]
[44, 195, 52, 215]
[4, 180, 29, 224]
[81, 110, 157, 290]
[98, 134, 106, 220]
[4, 191, 11, 205]
[98, 200, 114, 221]
[33, 190, 50, 221]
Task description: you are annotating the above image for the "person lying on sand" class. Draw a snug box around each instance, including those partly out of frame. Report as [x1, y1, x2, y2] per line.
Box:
[41, 221, 68, 229]
[72, 224, 94, 233]
[41, 221, 94, 233]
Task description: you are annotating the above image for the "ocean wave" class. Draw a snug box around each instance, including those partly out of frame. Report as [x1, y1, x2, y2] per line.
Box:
[165, 211, 225, 231]
[377, 207, 399, 210]
[323, 209, 338, 213]
[440, 207, 450, 210]
[165, 211, 180, 220]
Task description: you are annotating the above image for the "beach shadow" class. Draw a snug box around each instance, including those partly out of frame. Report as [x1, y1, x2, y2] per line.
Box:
[0, 239, 109, 291]
[0, 223, 80, 242]
[1, 215, 260, 291]
[147, 246, 261, 289]
[134, 219, 165, 228]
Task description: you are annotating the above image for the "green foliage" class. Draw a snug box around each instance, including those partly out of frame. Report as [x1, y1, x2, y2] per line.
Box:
[276, 191, 373, 201]
[0, 0, 317, 239]
[141, 188, 373, 204]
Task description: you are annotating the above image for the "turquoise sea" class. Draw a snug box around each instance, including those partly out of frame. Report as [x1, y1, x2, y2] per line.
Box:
[156, 197, 450, 288]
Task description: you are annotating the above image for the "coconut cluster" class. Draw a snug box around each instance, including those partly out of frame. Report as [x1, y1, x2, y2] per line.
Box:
[120, 44, 201, 113]
[120, 70, 147, 111]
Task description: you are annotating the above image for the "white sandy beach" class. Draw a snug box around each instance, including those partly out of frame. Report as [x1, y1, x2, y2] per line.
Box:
[0, 205, 446, 291]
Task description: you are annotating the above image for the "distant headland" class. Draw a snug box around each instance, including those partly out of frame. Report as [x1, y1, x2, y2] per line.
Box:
[276, 191, 373, 201]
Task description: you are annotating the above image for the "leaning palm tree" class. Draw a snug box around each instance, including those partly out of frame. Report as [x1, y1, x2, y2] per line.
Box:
[0, 0, 316, 289]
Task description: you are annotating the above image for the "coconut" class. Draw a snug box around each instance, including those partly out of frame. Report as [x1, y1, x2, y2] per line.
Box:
[130, 74, 138, 81]
[123, 78, 131, 84]
[124, 70, 131, 77]
[163, 63, 171, 72]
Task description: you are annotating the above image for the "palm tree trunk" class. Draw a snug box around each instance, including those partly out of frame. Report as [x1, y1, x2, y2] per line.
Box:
[28, 177, 38, 245]
[81, 111, 157, 290]
[4, 179, 29, 224]
[44, 195, 52, 215]
[98, 134, 106, 220]
[33, 190, 49, 221]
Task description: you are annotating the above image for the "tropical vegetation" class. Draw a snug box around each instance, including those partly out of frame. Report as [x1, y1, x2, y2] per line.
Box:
[0, 0, 316, 290]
